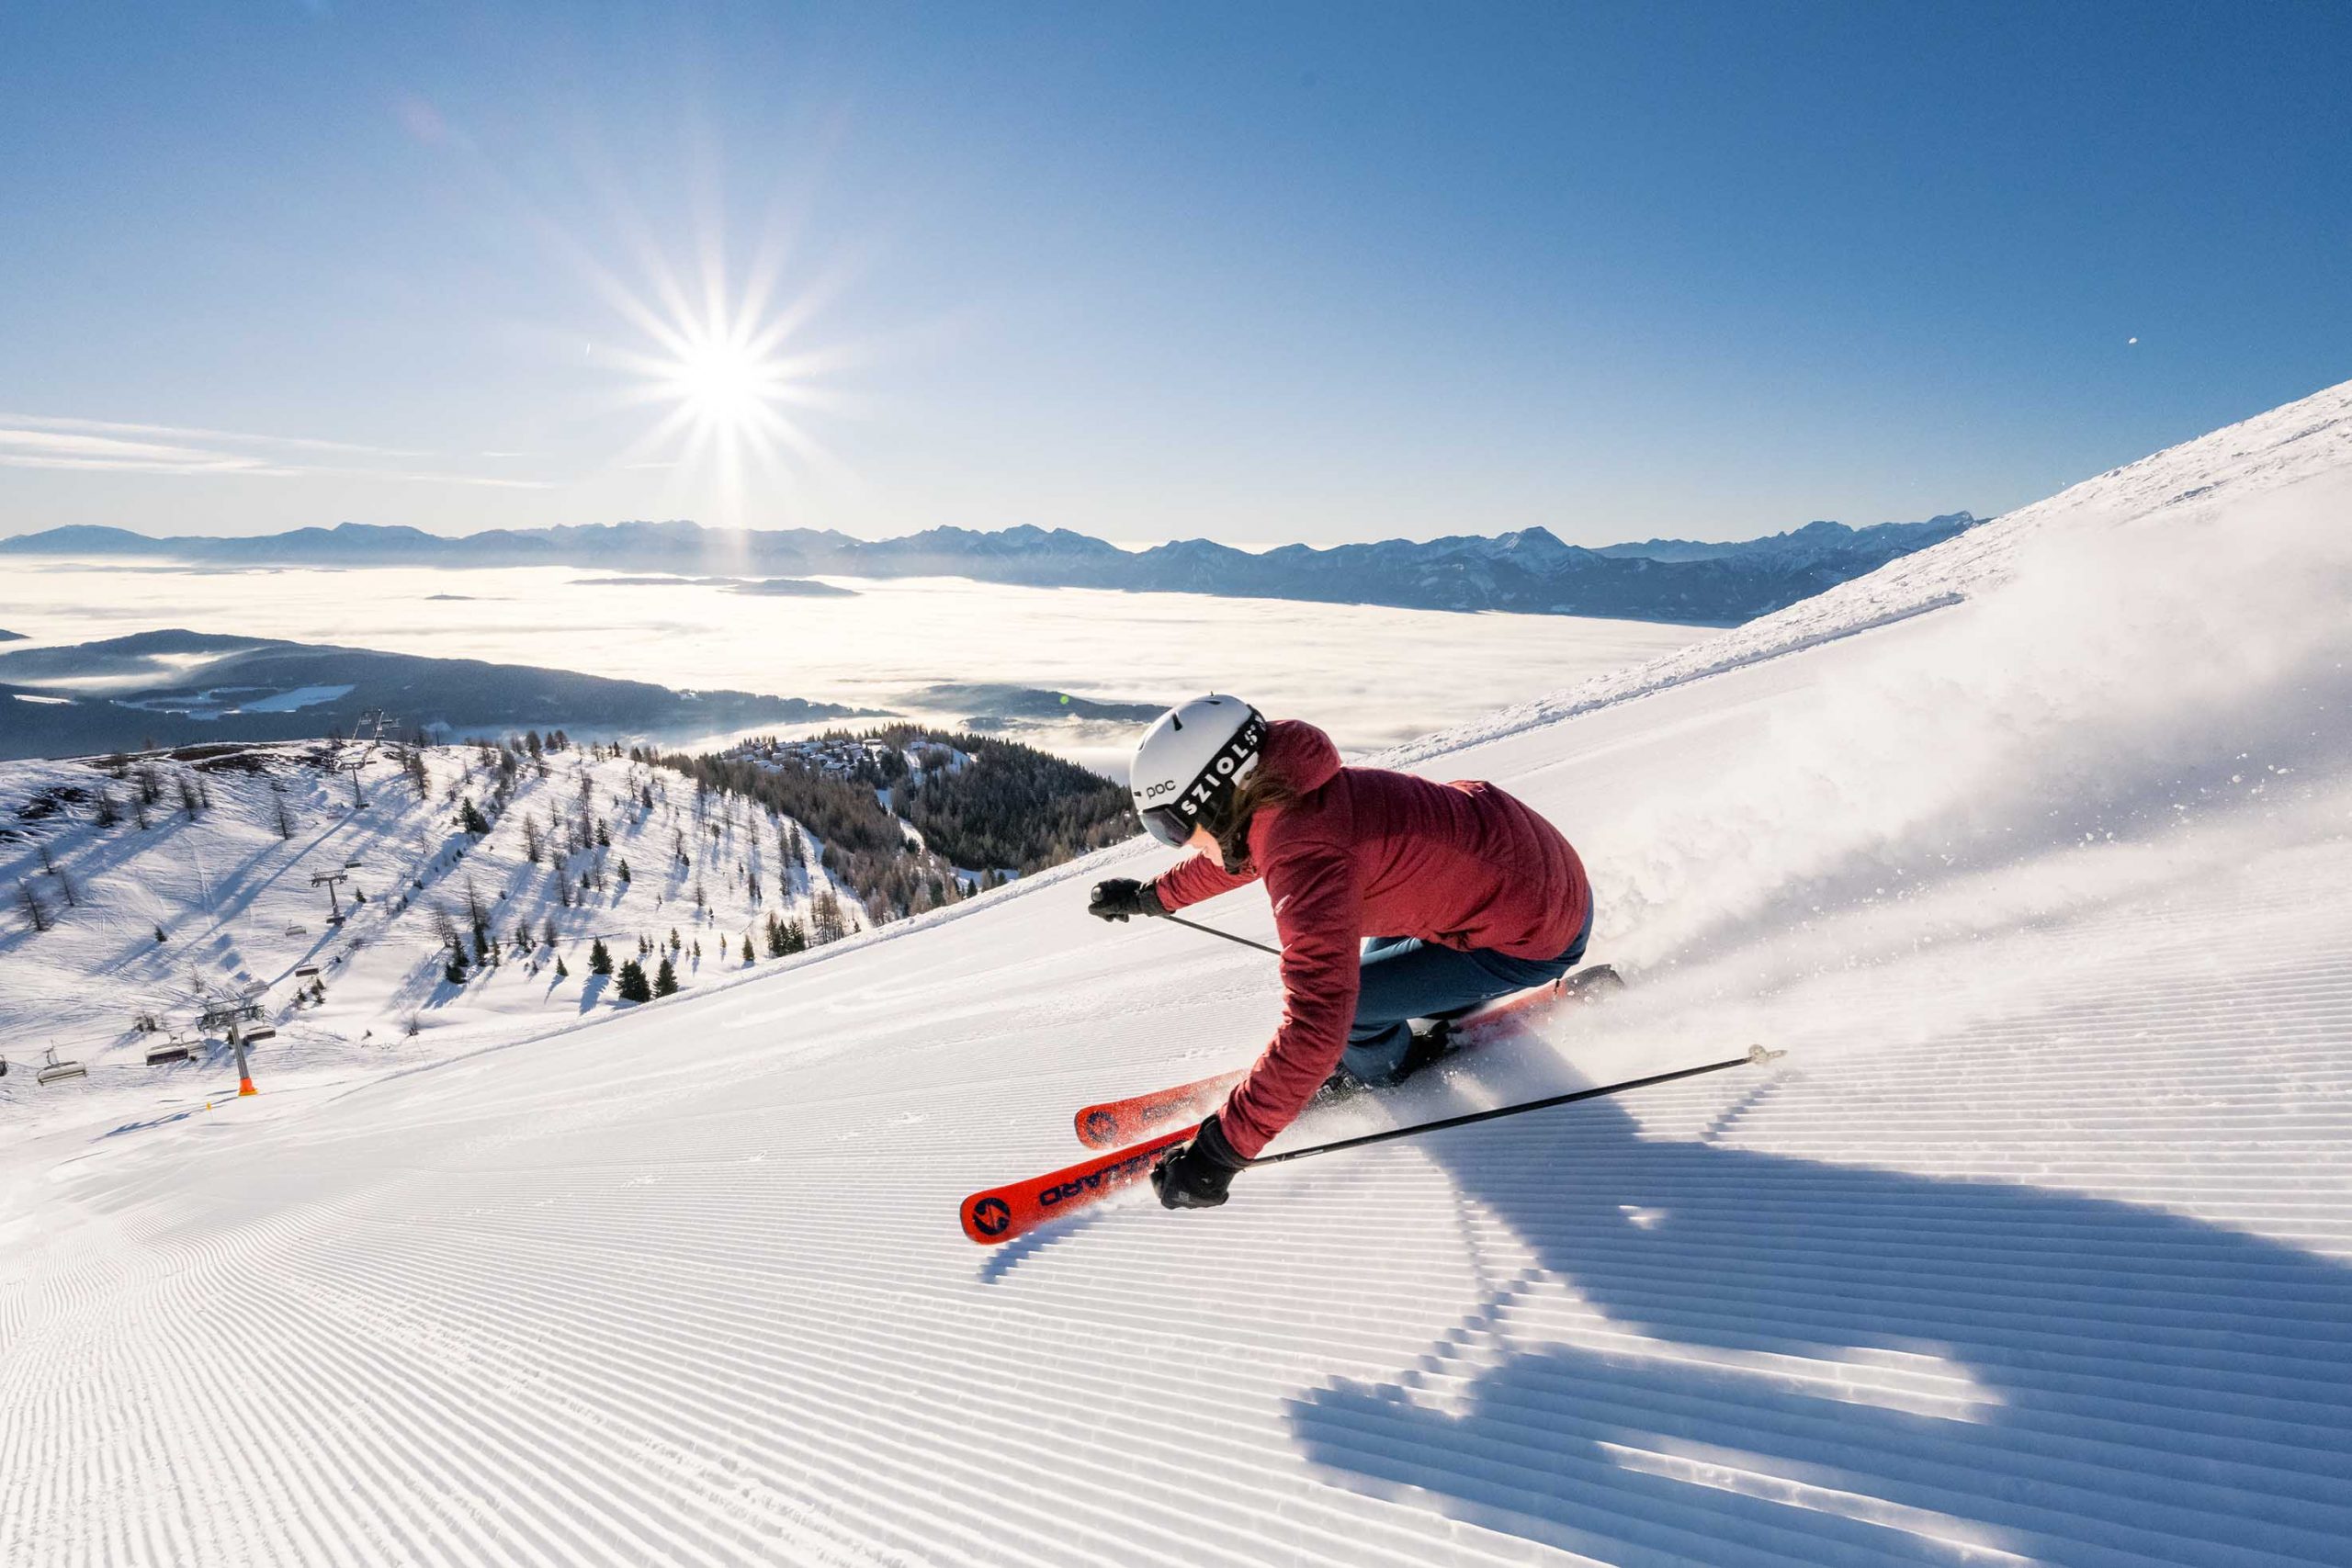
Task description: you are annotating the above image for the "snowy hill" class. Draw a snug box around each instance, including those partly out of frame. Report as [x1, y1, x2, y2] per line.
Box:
[4, 379, 2350, 1565]
[0, 739, 874, 1121]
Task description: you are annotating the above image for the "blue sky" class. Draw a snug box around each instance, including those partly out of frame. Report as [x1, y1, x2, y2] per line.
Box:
[1, 2, 2346, 547]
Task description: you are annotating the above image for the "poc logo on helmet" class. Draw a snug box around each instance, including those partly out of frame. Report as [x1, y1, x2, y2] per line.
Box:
[1130, 694, 1267, 850]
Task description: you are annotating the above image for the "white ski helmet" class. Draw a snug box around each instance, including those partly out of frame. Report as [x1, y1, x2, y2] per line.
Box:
[1129, 694, 1268, 847]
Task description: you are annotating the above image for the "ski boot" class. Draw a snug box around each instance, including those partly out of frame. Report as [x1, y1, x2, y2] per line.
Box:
[1391, 1019, 1458, 1084]
[1566, 963, 1623, 1000]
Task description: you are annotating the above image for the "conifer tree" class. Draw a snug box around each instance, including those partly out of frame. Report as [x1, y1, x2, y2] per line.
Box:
[616, 959, 651, 1002]
[812, 889, 846, 944]
[654, 955, 679, 997]
[462, 875, 491, 950]
[589, 938, 614, 976]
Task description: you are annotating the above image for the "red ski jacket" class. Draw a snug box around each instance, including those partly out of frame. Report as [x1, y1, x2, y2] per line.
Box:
[1148, 720, 1589, 1158]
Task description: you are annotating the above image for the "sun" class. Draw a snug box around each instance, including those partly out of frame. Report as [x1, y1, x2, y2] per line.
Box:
[666, 333, 779, 432]
[594, 254, 856, 525]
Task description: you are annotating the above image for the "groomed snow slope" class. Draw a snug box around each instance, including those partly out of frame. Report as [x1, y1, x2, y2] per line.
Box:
[6, 381, 2351, 1566]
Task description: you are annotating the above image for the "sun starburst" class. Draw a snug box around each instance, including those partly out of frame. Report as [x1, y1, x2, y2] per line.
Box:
[669, 333, 775, 428]
[593, 242, 858, 528]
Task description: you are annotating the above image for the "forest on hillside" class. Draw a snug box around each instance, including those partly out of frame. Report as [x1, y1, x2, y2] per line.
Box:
[649, 726, 1133, 923]
[865, 726, 1133, 874]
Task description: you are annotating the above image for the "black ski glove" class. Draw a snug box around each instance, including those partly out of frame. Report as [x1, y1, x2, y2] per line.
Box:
[1088, 877, 1164, 923]
[1152, 1112, 1248, 1209]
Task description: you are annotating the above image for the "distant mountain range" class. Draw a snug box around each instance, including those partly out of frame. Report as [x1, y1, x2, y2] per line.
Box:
[1, 513, 1979, 625]
[0, 629, 871, 761]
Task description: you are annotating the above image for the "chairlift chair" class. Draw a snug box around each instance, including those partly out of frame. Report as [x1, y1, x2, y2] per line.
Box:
[243, 1028, 277, 1044]
[293, 964, 321, 978]
[145, 1042, 193, 1066]
[37, 1047, 87, 1086]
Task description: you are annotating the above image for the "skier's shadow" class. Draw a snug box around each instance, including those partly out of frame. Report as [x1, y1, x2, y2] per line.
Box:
[1284, 1089, 2352, 1562]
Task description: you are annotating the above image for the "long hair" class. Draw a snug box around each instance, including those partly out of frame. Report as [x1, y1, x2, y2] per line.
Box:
[1213, 762, 1298, 874]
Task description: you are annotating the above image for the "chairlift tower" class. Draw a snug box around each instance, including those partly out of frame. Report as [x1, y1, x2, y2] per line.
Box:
[198, 987, 266, 1097]
[311, 867, 356, 923]
[343, 709, 390, 807]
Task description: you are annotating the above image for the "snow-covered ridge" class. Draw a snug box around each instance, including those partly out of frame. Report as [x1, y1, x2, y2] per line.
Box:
[4, 379, 2351, 1565]
[1383, 377, 2352, 770]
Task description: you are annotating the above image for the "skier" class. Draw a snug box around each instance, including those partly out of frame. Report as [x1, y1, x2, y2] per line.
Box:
[1090, 694, 1592, 1211]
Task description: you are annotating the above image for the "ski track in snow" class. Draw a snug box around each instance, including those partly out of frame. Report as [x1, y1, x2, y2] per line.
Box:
[4, 380, 2352, 1565]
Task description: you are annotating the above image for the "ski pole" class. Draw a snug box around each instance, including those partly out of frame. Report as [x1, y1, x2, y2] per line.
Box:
[1246, 1044, 1784, 1168]
[1158, 911, 1282, 958]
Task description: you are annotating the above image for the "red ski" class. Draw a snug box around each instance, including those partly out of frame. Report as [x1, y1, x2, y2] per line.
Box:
[960, 1123, 1198, 1246]
[1069, 964, 1622, 1149]
[1072, 1069, 1249, 1150]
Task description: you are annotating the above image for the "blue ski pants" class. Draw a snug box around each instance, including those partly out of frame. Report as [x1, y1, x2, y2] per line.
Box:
[1340, 904, 1593, 1086]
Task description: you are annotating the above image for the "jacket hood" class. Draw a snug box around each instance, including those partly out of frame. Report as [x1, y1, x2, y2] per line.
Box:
[1259, 718, 1342, 795]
